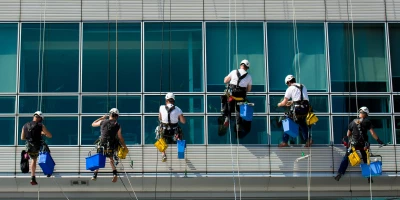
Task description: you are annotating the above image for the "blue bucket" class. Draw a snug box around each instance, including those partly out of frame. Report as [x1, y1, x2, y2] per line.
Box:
[360, 161, 382, 177]
[86, 152, 106, 171]
[282, 118, 299, 138]
[240, 104, 254, 121]
[38, 151, 56, 176]
[177, 140, 186, 159]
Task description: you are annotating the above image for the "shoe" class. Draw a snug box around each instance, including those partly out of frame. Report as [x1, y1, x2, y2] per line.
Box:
[368, 177, 373, 183]
[91, 172, 98, 181]
[334, 173, 342, 181]
[305, 139, 313, 147]
[112, 174, 118, 183]
[278, 142, 289, 147]
[30, 176, 38, 185]
[162, 155, 167, 162]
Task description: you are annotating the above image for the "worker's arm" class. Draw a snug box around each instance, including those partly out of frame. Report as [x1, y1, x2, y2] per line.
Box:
[41, 125, 52, 138]
[21, 126, 26, 140]
[158, 112, 162, 121]
[179, 114, 186, 124]
[369, 128, 384, 144]
[92, 115, 107, 127]
[247, 84, 252, 92]
[277, 97, 289, 107]
[224, 75, 231, 84]
[117, 127, 127, 149]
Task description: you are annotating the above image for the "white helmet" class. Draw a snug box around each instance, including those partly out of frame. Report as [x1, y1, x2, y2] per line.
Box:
[109, 108, 119, 115]
[285, 75, 295, 85]
[240, 59, 250, 68]
[359, 106, 369, 115]
[33, 111, 44, 118]
[165, 92, 175, 100]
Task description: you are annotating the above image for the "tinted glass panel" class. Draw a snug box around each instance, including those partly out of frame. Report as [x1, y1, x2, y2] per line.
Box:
[333, 116, 392, 144]
[268, 23, 327, 92]
[144, 116, 204, 144]
[144, 23, 203, 92]
[81, 116, 141, 145]
[329, 23, 388, 92]
[144, 95, 203, 113]
[0, 96, 15, 113]
[270, 116, 330, 144]
[207, 95, 266, 113]
[208, 116, 268, 144]
[82, 23, 141, 92]
[206, 22, 265, 92]
[394, 96, 400, 113]
[19, 96, 78, 114]
[82, 96, 141, 114]
[0, 117, 15, 145]
[20, 23, 79, 92]
[269, 95, 328, 113]
[18, 117, 78, 145]
[332, 95, 390, 113]
[0, 24, 17, 93]
[389, 23, 400, 92]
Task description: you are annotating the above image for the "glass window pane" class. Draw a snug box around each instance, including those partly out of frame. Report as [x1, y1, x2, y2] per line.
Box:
[207, 95, 266, 113]
[389, 24, 400, 92]
[82, 96, 141, 114]
[0, 24, 17, 93]
[332, 95, 390, 113]
[0, 117, 15, 145]
[270, 116, 330, 144]
[208, 116, 268, 144]
[81, 116, 141, 145]
[18, 117, 78, 145]
[269, 95, 328, 113]
[82, 23, 141, 92]
[19, 96, 78, 114]
[395, 116, 400, 144]
[20, 23, 79, 92]
[329, 23, 388, 92]
[144, 116, 203, 144]
[144, 95, 203, 113]
[144, 22, 203, 92]
[206, 22, 265, 92]
[394, 96, 400, 113]
[333, 116, 392, 144]
[0, 96, 15, 113]
[268, 23, 327, 92]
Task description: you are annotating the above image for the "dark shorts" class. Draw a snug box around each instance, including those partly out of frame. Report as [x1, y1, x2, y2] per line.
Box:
[97, 142, 117, 157]
[25, 142, 41, 159]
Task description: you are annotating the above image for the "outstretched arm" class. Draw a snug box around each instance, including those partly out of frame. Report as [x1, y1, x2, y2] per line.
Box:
[369, 128, 384, 144]
[42, 125, 52, 138]
[117, 128, 127, 148]
[92, 115, 107, 127]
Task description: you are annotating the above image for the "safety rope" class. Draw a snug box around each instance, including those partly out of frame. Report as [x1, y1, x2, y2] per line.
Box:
[106, 0, 111, 112]
[154, 0, 166, 199]
[119, 162, 139, 200]
[233, 0, 242, 199]
[168, 1, 173, 199]
[115, 0, 119, 109]
[290, 0, 311, 199]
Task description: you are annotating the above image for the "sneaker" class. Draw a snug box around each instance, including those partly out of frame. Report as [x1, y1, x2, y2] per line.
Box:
[91, 172, 98, 181]
[334, 173, 342, 181]
[112, 174, 118, 183]
[278, 142, 289, 147]
[162, 155, 167, 162]
[30, 176, 38, 185]
[368, 177, 373, 183]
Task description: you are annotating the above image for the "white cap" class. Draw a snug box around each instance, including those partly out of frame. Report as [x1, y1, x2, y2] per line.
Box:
[240, 59, 250, 68]
[359, 106, 369, 115]
[109, 108, 119, 115]
[165, 92, 175, 100]
[33, 111, 44, 118]
[285, 75, 295, 85]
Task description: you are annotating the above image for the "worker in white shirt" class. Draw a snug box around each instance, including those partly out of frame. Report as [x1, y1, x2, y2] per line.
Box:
[277, 75, 312, 147]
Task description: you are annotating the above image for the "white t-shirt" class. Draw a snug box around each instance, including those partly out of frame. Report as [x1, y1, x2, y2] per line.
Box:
[159, 104, 183, 124]
[228, 69, 252, 88]
[284, 83, 309, 101]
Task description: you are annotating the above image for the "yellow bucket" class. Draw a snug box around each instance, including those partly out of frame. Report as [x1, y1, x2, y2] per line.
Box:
[117, 146, 129, 159]
[348, 147, 362, 166]
[306, 112, 319, 126]
[154, 138, 168, 152]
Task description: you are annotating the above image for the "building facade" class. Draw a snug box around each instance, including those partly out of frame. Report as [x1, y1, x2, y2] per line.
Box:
[0, 0, 400, 199]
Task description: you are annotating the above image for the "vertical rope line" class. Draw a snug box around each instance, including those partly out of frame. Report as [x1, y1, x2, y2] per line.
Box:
[115, 0, 119, 108]
[107, 0, 111, 111]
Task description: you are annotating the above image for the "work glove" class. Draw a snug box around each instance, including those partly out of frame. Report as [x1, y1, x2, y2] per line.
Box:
[377, 138, 385, 146]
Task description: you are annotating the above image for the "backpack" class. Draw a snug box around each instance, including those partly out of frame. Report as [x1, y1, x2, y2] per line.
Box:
[231, 69, 248, 98]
